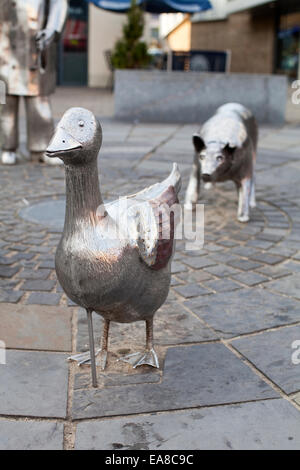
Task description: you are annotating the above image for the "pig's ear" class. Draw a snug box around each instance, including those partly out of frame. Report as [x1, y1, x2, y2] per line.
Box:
[193, 134, 205, 153]
[224, 144, 236, 158]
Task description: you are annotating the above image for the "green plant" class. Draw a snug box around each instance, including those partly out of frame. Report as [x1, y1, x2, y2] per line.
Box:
[111, 0, 151, 69]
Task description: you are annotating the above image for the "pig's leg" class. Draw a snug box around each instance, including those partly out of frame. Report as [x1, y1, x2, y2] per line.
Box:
[185, 154, 200, 209]
[250, 150, 257, 208]
[237, 178, 252, 223]
[250, 175, 256, 208]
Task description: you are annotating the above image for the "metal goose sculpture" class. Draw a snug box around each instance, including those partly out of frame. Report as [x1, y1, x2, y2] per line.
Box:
[46, 108, 181, 387]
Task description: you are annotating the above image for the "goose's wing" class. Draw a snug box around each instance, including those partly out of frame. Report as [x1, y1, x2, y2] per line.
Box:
[106, 163, 182, 270]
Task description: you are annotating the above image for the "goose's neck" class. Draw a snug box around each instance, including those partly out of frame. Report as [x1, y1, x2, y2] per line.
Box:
[64, 160, 103, 233]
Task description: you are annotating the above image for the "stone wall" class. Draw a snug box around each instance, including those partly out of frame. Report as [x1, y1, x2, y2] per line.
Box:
[114, 70, 287, 124]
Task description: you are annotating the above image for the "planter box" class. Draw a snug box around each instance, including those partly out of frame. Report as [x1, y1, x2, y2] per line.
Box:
[114, 70, 287, 125]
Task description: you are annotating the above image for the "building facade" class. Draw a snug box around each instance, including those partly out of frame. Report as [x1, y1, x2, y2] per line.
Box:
[191, 4, 276, 74]
[165, 0, 300, 78]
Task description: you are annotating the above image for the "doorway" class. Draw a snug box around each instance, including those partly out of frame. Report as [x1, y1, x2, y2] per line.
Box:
[58, 0, 88, 86]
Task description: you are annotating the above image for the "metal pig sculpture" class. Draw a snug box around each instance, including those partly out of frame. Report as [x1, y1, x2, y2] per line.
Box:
[46, 107, 181, 387]
[185, 103, 258, 223]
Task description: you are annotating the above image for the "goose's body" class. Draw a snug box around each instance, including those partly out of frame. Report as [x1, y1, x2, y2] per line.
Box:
[46, 108, 181, 386]
[55, 164, 180, 324]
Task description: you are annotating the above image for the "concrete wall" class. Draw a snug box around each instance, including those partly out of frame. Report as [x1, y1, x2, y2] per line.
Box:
[114, 70, 287, 124]
[191, 11, 276, 74]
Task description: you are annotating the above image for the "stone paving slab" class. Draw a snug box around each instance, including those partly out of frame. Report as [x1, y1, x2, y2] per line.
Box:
[0, 266, 20, 278]
[0, 350, 68, 418]
[250, 253, 285, 265]
[75, 399, 300, 450]
[176, 270, 213, 284]
[20, 279, 56, 292]
[231, 326, 300, 394]
[26, 292, 62, 306]
[202, 278, 241, 293]
[227, 259, 263, 271]
[0, 289, 23, 303]
[264, 273, 300, 300]
[74, 369, 161, 389]
[173, 283, 212, 298]
[72, 344, 278, 419]
[231, 272, 269, 286]
[0, 303, 72, 351]
[0, 420, 64, 450]
[203, 264, 241, 278]
[76, 302, 218, 354]
[255, 265, 292, 279]
[283, 261, 300, 273]
[184, 288, 300, 338]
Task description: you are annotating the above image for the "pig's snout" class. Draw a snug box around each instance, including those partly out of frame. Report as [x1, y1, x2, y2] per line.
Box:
[202, 173, 212, 183]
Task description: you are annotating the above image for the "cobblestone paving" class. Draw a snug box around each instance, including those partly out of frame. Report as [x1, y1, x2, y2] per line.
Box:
[1, 116, 300, 449]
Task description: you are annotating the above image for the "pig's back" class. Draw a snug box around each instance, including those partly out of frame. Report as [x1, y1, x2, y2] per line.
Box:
[201, 103, 257, 150]
[216, 103, 253, 121]
[217, 103, 258, 150]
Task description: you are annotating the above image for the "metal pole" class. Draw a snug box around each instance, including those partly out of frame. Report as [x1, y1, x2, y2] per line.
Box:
[86, 309, 97, 387]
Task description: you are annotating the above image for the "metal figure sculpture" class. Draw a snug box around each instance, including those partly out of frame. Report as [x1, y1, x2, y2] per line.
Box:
[46, 107, 181, 387]
[185, 103, 258, 223]
[0, 0, 68, 165]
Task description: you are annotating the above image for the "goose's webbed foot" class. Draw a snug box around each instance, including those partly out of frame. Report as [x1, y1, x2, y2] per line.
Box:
[68, 318, 110, 373]
[68, 348, 107, 370]
[67, 350, 96, 365]
[119, 348, 159, 369]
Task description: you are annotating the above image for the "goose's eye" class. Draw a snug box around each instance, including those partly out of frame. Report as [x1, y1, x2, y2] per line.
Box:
[216, 155, 224, 162]
[79, 121, 84, 128]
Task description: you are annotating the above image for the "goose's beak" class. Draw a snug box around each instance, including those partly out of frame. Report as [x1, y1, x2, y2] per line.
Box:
[46, 127, 82, 157]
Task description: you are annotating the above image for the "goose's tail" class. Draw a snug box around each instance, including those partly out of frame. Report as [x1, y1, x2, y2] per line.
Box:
[165, 163, 182, 196]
